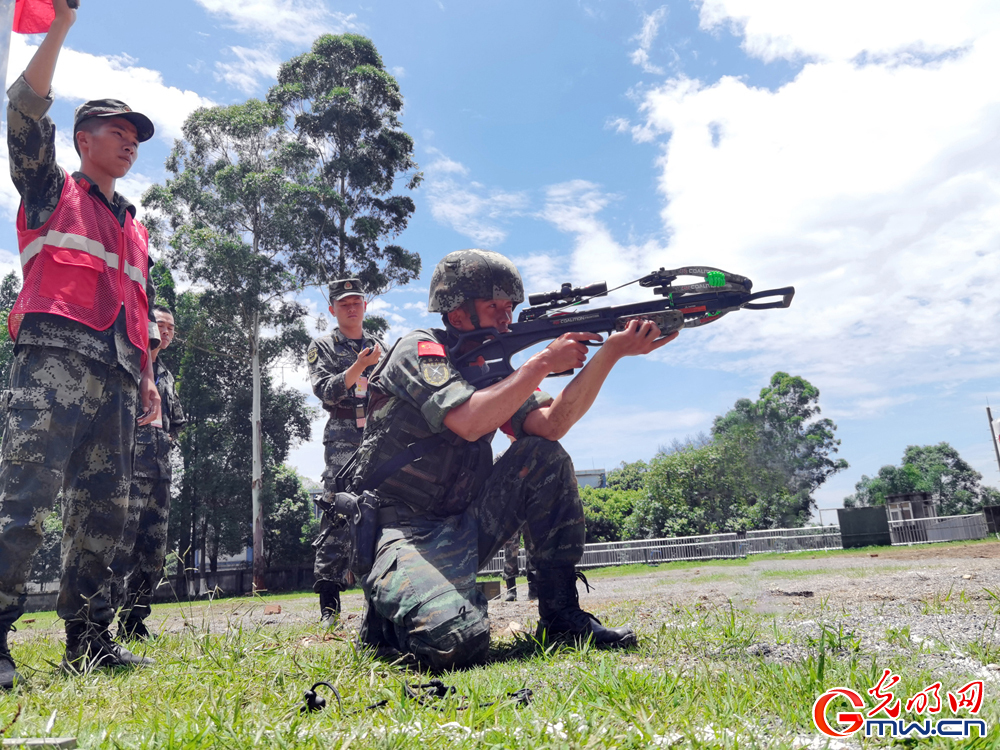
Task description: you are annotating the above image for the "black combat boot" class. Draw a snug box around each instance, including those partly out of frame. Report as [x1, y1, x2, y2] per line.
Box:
[1, 625, 24, 690]
[118, 616, 154, 642]
[318, 586, 341, 628]
[61, 621, 155, 674]
[534, 567, 637, 648]
[503, 577, 517, 602]
[526, 570, 538, 602]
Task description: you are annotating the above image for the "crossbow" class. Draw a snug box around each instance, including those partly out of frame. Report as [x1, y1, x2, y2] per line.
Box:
[450, 266, 794, 389]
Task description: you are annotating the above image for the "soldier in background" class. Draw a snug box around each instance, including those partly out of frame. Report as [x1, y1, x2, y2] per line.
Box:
[111, 305, 186, 640]
[307, 279, 384, 626]
[501, 531, 536, 602]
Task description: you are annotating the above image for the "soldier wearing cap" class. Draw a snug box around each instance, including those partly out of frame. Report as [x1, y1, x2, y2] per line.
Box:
[110, 305, 186, 642]
[307, 279, 384, 625]
[0, 0, 161, 688]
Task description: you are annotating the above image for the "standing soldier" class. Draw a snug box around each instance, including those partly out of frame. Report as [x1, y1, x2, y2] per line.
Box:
[111, 305, 186, 641]
[501, 531, 536, 602]
[0, 0, 161, 688]
[307, 279, 384, 626]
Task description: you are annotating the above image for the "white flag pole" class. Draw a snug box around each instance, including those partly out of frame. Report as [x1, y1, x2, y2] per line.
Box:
[987, 406, 1000, 476]
[0, 0, 16, 123]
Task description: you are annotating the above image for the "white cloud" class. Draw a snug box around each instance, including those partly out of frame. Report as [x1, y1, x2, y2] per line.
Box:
[423, 148, 529, 246]
[630, 6, 669, 75]
[538, 180, 668, 293]
[561, 405, 714, 468]
[215, 46, 282, 94]
[6, 36, 214, 143]
[699, 0, 999, 64]
[193, 0, 361, 45]
[600, 0, 1000, 409]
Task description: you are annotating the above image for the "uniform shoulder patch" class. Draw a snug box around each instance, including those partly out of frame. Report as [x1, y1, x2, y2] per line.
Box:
[307, 346, 319, 364]
[417, 340, 446, 358]
[420, 358, 450, 387]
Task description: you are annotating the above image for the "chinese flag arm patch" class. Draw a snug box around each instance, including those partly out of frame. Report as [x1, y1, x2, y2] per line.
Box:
[417, 341, 447, 358]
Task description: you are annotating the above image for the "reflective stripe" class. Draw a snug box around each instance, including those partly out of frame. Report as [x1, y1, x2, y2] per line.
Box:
[20, 230, 115, 269]
[123, 261, 145, 285]
[21, 229, 145, 284]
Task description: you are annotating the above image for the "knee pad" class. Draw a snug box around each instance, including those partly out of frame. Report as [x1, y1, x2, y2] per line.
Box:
[400, 588, 491, 671]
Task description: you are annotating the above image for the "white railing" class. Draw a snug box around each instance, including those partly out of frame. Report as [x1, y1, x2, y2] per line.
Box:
[889, 513, 988, 545]
[742, 526, 842, 554]
[479, 512, 988, 574]
[480, 525, 839, 574]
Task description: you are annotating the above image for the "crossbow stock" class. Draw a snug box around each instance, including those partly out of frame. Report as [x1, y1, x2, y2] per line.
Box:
[450, 266, 794, 389]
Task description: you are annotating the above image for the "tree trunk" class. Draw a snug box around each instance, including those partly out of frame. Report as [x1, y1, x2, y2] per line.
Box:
[251, 314, 266, 591]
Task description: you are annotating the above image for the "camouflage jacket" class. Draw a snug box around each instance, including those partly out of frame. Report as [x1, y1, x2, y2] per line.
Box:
[5, 74, 159, 383]
[133, 357, 186, 480]
[351, 328, 552, 517]
[307, 327, 385, 446]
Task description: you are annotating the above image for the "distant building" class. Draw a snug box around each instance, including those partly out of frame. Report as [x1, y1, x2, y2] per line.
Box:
[576, 468, 606, 489]
[885, 491, 936, 522]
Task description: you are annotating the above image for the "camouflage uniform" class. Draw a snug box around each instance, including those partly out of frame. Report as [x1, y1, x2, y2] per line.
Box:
[308, 326, 384, 591]
[110, 357, 185, 626]
[353, 327, 585, 671]
[0, 76, 159, 629]
[502, 532, 523, 581]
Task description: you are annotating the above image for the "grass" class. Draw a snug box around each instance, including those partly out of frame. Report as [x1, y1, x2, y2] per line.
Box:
[2, 576, 998, 749]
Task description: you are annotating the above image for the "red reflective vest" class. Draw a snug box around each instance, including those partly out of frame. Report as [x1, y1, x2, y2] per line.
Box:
[9, 171, 151, 368]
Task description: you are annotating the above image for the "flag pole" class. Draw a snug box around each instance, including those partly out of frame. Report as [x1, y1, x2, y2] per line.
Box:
[987, 406, 1000, 476]
[0, 0, 16, 123]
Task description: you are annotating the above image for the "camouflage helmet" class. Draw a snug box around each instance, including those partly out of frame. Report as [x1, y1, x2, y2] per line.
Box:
[428, 249, 525, 313]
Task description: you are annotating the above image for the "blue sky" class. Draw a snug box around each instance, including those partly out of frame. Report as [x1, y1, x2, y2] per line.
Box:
[3, 0, 1000, 518]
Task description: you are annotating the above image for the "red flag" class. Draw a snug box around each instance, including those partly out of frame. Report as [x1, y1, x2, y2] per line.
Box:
[12, 0, 55, 35]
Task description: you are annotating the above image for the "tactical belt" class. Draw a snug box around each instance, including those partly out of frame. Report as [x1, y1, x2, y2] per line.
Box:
[376, 505, 416, 527]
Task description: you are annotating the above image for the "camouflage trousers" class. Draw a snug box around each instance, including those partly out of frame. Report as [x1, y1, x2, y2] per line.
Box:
[0, 346, 137, 626]
[313, 440, 356, 591]
[109, 432, 171, 624]
[361, 436, 583, 671]
[502, 530, 536, 581]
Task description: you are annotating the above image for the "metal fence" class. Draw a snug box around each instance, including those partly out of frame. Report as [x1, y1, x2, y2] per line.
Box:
[888, 513, 989, 545]
[480, 525, 843, 574]
[480, 512, 989, 574]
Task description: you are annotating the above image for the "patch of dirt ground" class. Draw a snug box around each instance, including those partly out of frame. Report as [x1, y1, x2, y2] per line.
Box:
[12, 540, 1000, 673]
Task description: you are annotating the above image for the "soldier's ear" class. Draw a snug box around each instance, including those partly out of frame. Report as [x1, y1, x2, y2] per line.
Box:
[328, 306, 335, 316]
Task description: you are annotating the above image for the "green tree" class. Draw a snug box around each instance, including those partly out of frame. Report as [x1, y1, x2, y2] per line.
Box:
[844, 442, 1000, 515]
[261, 465, 320, 570]
[606, 460, 649, 492]
[0, 270, 22, 388]
[268, 33, 422, 327]
[145, 99, 315, 588]
[580, 486, 642, 542]
[712, 371, 848, 519]
[150, 261, 177, 312]
[28, 509, 62, 591]
[166, 289, 311, 575]
[624, 433, 803, 540]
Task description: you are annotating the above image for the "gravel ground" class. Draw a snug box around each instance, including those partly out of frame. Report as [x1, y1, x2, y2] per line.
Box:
[14, 540, 1000, 674]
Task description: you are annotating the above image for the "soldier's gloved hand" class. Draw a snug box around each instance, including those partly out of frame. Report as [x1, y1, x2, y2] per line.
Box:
[356, 344, 381, 369]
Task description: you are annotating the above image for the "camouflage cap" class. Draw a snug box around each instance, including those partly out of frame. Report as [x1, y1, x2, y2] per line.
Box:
[428, 249, 524, 313]
[73, 99, 155, 149]
[330, 278, 366, 302]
